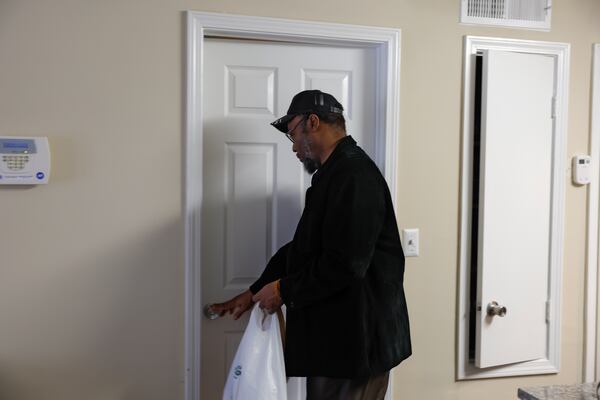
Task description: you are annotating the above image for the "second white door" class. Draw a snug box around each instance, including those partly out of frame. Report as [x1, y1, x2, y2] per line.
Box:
[476, 50, 555, 368]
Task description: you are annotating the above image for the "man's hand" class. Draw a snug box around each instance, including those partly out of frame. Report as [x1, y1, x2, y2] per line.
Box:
[210, 290, 254, 320]
[252, 281, 283, 314]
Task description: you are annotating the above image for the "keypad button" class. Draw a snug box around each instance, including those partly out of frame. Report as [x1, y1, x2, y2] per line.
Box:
[3, 154, 29, 172]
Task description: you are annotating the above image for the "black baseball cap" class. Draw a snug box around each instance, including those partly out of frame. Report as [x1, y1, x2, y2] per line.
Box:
[271, 90, 344, 133]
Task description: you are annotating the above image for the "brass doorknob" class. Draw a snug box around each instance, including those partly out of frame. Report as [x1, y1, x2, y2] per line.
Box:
[486, 301, 507, 317]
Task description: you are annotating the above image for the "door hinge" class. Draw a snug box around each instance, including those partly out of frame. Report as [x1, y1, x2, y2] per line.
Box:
[551, 97, 557, 119]
[546, 300, 551, 322]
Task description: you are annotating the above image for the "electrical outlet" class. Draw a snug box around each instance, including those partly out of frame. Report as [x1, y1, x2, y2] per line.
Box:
[402, 229, 419, 257]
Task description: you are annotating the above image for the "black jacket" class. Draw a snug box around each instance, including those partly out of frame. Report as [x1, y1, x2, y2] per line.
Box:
[250, 136, 411, 378]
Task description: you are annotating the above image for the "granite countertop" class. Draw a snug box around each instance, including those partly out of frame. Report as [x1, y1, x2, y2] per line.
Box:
[518, 382, 600, 400]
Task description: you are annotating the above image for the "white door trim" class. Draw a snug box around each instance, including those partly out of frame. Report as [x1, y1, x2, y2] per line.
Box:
[585, 43, 600, 383]
[458, 35, 570, 379]
[184, 11, 401, 400]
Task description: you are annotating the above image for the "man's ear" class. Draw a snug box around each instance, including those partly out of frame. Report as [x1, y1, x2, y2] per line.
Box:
[308, 114, 320, 131]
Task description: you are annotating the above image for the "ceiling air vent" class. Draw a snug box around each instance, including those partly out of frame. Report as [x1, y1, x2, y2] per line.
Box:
[460, 0, 552, 31]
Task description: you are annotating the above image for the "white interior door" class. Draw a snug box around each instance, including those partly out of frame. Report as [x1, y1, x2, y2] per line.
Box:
[200, 37, 377, 399]
[475, 50, 555, 368]
[593, 43, 600, 383]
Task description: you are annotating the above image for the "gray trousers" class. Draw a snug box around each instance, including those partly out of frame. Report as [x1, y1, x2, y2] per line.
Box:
[306, 371, 389, 400]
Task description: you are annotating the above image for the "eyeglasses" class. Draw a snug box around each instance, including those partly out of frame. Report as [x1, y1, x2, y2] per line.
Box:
[284, 116, 307, 143]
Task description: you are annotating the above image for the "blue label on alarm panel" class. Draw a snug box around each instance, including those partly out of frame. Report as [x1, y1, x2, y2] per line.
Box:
[36, 172, 44, 180]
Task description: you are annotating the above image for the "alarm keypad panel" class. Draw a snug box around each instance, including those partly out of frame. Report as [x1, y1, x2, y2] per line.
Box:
[0, 137, 50, 184]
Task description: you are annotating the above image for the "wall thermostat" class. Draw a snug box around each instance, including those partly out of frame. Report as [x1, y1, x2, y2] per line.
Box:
[572, 155, 591, 185]
[0, 136, 50, 185]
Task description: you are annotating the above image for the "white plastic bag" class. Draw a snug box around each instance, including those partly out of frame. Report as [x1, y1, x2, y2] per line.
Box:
[223, 304, 287, 400]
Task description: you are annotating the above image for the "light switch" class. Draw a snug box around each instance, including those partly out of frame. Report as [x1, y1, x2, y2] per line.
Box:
[402, 229, 419, 257]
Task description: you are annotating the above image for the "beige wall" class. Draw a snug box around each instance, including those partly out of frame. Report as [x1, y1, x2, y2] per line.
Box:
[1, 0, 599, 399]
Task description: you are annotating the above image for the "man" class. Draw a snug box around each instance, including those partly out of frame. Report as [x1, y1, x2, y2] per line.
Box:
[212, 90, 411, 400]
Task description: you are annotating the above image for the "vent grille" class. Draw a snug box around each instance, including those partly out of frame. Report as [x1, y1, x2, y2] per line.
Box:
[461, 0, 551, 30]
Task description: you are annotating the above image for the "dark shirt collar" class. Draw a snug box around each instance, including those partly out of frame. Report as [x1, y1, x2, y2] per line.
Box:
[311, 135, 356, 186]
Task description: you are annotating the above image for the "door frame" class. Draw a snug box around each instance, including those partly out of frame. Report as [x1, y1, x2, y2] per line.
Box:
[585, 43, 600, 382]
[184, 11, 401, 400]
[457, 36, 570, 379]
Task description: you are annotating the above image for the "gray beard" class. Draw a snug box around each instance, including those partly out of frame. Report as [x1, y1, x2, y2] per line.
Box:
[300, 133, 321, 174]
[302, 157, 321, 174]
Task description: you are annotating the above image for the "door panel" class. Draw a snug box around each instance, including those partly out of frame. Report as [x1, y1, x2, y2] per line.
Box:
[475, 50, 555, 368]
[201, 38, 377, 399]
